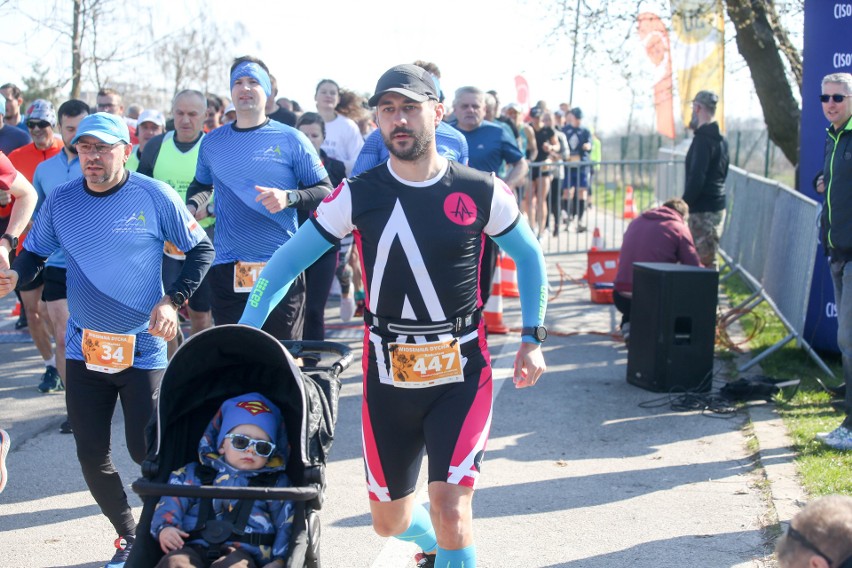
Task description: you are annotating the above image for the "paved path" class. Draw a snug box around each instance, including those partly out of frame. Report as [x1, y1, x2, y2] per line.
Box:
[0, 252, 794, 567]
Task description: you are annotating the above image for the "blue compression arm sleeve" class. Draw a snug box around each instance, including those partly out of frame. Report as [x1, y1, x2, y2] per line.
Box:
[492, 220, 548, 343]
[239, 221, 334, 328]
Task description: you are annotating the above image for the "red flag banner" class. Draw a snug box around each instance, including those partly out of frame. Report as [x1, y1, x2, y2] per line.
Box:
[514, 75, 530, 116]
[637, 12, 676, 139]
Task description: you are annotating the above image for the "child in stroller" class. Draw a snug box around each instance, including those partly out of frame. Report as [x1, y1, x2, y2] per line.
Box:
[151, 392, 293, 567]
[130, 325, 349, 568]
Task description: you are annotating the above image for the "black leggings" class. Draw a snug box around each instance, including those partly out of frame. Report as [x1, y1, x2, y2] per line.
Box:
[303, 247, 338, 341]
[65, 360, 162, 536]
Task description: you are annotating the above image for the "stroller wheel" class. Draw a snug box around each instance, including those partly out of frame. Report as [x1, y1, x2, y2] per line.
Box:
[305, 509, 321, 568]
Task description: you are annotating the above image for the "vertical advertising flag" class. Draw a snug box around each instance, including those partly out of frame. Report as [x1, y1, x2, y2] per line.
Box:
[638, 12, 676, 139]
[801, 2, 852, 353]
[670, 0, 725, 131]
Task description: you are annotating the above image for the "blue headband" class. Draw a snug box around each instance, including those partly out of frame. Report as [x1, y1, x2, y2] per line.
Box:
[230, 61, 272, 97]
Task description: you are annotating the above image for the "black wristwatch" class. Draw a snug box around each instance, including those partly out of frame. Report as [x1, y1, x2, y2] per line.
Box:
[1, 233, 18, 249]
[287, 191, 301, 207]
[522, 325, 548, 343]
[168, 291, 187, 310]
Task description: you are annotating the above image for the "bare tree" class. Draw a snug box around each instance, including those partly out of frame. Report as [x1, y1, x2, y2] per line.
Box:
[154, 12, 244, 99]
[724, 0, 800, 165]
[544, 0, 803, 165]
[3, 0, 153, 98]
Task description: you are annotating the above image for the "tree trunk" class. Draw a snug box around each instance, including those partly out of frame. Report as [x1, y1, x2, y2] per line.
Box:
[71, 0, 83, 99]
[724, 0, 800, 166]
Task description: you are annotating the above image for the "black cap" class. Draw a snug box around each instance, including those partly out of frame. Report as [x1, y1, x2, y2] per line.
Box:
[368, 64, 439, 107]
[570, 107, 583, 119]
[529, 106, 543, 118]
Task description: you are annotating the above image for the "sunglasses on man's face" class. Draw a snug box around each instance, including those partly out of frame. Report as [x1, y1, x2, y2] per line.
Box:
[26, 120, 51, 129]
[820, 94, 852, 104]
[224, 433, 276, 457]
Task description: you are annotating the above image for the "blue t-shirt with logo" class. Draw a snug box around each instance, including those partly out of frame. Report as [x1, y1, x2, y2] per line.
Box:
[194, 120, 327, 265]
[25, 172, 208, 369]
[450, 120, 523, 175]
[32, 150, 82, 268]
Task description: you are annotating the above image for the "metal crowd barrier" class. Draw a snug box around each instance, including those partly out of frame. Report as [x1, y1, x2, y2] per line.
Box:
[655, 149, 831, 376]
[520, 158, 674, 254]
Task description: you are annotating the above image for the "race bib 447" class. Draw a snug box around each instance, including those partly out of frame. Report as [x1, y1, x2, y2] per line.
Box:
[389, 339, 464, 388]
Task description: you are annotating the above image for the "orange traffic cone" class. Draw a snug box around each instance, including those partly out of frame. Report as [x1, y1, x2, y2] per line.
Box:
[590, 227, 604, 251]
[11, 302, 20, 316]
[483, 264, 509, 334]
[623, 185, 636, 220]
[501, 255, 520, 298]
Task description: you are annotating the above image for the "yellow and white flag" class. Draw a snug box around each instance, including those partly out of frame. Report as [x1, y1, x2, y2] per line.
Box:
[670, 0, 725, 131]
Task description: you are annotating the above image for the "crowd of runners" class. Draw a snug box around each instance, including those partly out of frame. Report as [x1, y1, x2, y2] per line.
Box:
[0, 58, 556, 568]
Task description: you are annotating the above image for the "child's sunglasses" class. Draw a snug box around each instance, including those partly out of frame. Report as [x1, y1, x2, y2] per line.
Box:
[224, 433, 276, 457]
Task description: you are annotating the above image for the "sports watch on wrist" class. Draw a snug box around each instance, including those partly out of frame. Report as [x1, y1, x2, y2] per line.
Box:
[168, 291, 187, 310]
[286, 191, 301, 207]
[522, 325, 548, 343]
[1, 233, 18, 249]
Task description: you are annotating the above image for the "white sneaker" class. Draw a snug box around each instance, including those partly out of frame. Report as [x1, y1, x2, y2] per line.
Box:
[340, 295, 356, 322]
[817, 425, 852, 450]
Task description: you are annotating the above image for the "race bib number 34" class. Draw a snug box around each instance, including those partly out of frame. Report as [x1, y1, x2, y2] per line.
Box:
[389, 340, 464, 388]
[234, 261, 267, 293]
[82, 329, 136, 374]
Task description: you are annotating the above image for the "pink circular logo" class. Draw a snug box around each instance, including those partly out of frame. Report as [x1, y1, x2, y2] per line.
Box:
[323, 181, 344, 203]
[443, 193, 477, 226]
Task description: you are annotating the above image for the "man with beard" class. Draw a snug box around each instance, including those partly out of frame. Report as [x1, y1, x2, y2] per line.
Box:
[239, 64, 548, 568]
[185, 56, 331, 340]
[30, 99, 89, 432]
[0, 112, 214, 568]
[683, 90, 729, 269]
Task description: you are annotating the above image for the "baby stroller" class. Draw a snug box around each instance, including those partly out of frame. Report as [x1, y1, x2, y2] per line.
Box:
[129, 324, 351, 568]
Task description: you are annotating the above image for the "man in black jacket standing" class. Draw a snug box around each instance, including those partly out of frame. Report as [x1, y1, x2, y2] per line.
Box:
[815, 72, 852, 451]
[683, 90, 729, 269]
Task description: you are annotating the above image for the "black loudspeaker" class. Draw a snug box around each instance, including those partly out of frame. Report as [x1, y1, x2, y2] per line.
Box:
[626, 262, 718, 393]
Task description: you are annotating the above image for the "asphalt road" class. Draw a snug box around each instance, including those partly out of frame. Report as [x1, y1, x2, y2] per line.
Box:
[0, 252, 781, 567]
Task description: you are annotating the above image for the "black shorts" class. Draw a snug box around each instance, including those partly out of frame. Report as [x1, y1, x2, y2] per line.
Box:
[361, 328, 492, 501]
[162, 255, 212, 312]
[208, 262, 305, 340]
[42, 266, 67, 301]
[18, 269, 44, 292]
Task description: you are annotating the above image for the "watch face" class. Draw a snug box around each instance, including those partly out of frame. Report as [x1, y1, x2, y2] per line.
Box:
[535, 326, 547, 341]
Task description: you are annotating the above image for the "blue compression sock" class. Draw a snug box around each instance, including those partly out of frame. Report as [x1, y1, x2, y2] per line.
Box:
[394, 504, 437, 554]
[436, 545, 476, 567]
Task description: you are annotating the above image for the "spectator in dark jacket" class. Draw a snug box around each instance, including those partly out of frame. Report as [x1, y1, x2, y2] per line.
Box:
[613, 198, 701, 337]
[814, 72, 852, 451]
[683, 90, 729, 269]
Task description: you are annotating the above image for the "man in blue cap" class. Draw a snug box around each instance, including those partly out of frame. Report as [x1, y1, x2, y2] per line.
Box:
[0, 111, 215, 568]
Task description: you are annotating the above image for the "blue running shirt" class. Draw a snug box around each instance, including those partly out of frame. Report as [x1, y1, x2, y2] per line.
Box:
[25, 172, 208, 369]
[194, 121, 327, 264]
[33, 150, 82, 268]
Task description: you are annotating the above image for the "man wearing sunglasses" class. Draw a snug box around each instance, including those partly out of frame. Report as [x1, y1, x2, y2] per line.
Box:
[814, 72, 852, 451]
[30, 99, 90, 432]
[0, 112, 214, 568]
[775, 495, 852, 568]
[8, 100, 64, 393]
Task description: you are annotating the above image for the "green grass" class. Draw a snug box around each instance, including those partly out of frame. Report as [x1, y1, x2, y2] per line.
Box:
[591, 184, 656, 216]
[721, 271, 852, 497]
